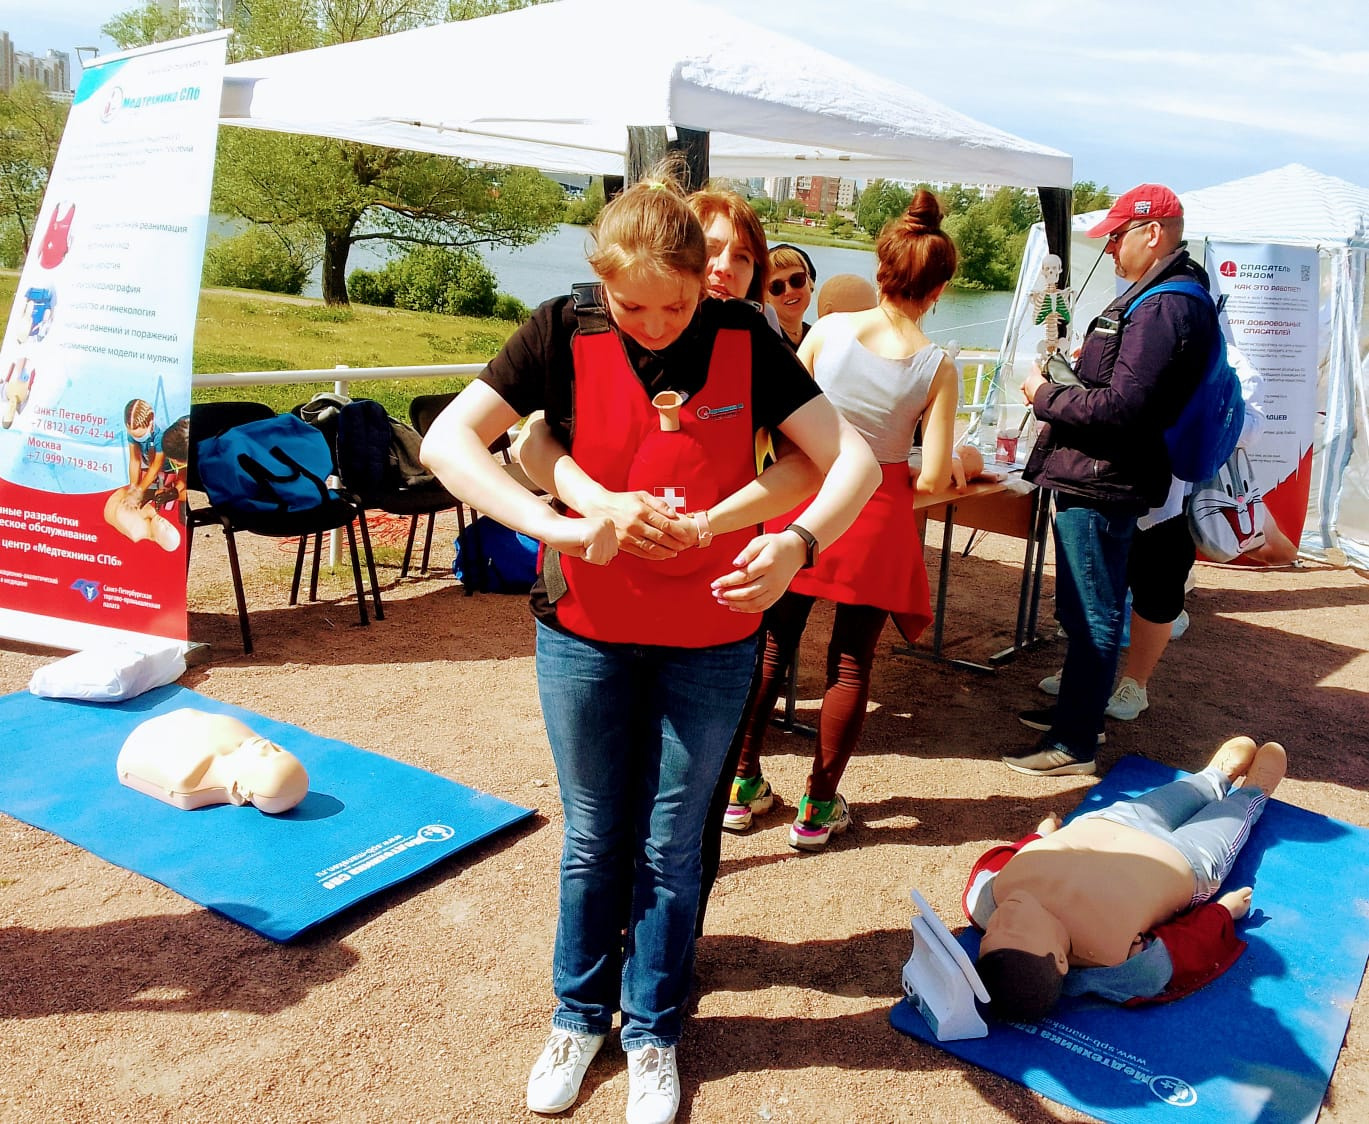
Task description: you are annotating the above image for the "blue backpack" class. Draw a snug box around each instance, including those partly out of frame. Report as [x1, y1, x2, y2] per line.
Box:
[453, 515, 539, 594]
[1122, 279, 1243, 483]
[198, 413, 337, 514]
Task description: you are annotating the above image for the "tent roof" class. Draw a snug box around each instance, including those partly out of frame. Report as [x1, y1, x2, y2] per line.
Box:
[1074, 164, 1369, 248]
[218, 0, 1071, 188]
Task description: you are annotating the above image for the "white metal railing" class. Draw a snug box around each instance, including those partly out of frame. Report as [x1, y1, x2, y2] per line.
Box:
[192, 362, 484, 396]
[192, 353, 1002, 569]
[194, 355, 1000, 405]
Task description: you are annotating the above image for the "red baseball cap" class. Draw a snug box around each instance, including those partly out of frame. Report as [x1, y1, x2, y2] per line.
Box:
[1086, 184, 1183, 238]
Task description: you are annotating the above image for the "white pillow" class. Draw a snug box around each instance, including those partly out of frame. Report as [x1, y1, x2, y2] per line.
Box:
[29, 642, 187, 702]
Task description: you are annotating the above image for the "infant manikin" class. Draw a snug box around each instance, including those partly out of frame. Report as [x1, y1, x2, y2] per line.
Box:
[117, 708, 309, 814]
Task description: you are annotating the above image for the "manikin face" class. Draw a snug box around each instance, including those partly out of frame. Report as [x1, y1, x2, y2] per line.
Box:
[977, 889, 1070, 975]
[224, 736, 310, 813]
[602, 269, 702, 352]
[702, 213, 756, 301]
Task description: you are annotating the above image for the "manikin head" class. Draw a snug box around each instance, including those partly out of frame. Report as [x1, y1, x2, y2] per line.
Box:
[1039, 254, 1063, 289]
[117, 708, 310, 814]
[817, 274, 878, 317]
[214, 736, 311, 814]
[976, 889, 1069, 1021]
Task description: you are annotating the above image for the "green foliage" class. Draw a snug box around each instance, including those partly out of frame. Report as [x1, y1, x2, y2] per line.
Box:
[361, 245, 499, 317]
[0, 81, 69, 256]
[203, 226, 313, 294]
[101, 2, 197, 47]
[0, 221, 25, 268]
[1073, 180, 1115, 215]
[493, 293, 530, 322]
[348, 269, 395, 307]
[563, 178, 606, 225]
[855, 179, 912, 237]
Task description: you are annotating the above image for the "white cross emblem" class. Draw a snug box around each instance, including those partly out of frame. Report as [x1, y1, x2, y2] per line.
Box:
[655, 485, 687, 512]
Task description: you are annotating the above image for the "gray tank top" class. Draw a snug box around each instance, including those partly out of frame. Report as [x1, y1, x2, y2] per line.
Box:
[811, 313, 942, 465]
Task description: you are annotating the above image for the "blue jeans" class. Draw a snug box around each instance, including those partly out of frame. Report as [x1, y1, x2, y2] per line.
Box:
[535, 621, 758, 1050]
[1078, 765, 1269, 905]
[1051, 496, 1137, 758]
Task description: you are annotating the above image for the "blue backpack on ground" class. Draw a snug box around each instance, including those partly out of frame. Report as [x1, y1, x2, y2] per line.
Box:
[1123, 279, 1243, 483]
[198, 413, 336, 513]
[453, 515, 539, 594]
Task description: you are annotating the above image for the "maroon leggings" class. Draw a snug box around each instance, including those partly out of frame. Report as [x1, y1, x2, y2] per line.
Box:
[734, 592, 888, 802]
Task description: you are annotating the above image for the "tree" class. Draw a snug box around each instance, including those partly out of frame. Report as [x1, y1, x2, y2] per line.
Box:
[101, 2, 196, 48]
[0, 81, 69, 260]
[104, 0, 563, 305]
[854, 179, 910, 237]
[1073, 180, 1114, 216]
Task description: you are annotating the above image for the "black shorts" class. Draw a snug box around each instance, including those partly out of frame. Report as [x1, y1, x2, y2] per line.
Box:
[1127, 511, 1195, 624]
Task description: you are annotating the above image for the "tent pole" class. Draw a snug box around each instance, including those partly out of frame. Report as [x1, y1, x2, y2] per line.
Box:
[1037, 186, 1073, 287]
[626, 126, 711, 190]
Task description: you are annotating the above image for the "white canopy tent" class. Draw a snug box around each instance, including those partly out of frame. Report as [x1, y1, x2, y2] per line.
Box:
[994, 164, 1369, 567]
[216, 0, 1072, 189]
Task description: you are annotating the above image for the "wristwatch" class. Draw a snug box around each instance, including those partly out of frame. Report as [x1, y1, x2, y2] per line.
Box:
[784, 522, 819, 569]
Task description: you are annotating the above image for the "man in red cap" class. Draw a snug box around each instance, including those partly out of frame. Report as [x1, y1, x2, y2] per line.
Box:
[1004, 184, 1221, 777]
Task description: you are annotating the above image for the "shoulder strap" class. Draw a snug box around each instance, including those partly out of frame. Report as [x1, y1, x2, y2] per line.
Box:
[1123, 278, 1220, 321]
[571, 282, 610, 334]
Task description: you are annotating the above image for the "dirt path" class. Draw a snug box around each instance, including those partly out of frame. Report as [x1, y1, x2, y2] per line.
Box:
[1, 511, 1366, 1123]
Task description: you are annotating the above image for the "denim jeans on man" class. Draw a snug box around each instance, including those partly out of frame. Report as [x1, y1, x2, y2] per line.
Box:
[535, 620, 757, 1050]
[1050, 495, 1137, 758]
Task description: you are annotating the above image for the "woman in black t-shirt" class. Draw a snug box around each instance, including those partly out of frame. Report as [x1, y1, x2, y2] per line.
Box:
[420, 171, 877, 1124]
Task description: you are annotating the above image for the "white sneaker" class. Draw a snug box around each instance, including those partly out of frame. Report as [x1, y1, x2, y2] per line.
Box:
[626, 1044, 679, 1124]
[1105, 677, 1149, 721]
[526, 1028, 606, 1115]
[1170, 609, 1190, 640]
[1038, 669, 1062, 696]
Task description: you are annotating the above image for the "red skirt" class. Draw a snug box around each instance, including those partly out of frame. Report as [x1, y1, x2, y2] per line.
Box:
[767, 461, 932, 634]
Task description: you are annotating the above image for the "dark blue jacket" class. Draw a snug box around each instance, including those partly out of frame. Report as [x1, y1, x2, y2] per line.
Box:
[1023, 248, 1219, 511]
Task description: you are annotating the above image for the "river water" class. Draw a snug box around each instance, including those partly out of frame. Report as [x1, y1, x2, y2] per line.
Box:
[299, 223, 1014, 350]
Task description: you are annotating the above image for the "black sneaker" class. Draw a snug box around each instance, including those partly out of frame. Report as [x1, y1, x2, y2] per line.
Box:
[1017, 706, 1106, 745]
[1003, 742, 1097, 777]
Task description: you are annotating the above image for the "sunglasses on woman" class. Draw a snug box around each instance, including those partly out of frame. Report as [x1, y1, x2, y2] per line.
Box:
[768, 271, 809, 297]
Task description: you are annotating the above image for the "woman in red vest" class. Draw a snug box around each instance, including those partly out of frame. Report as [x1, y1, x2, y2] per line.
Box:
[420, 169, 878, 1124]
[726, 190, 966, 851]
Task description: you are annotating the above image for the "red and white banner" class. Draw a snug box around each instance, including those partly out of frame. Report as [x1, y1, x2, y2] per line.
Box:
[1205, 241, 1320, 557]
[0, 32, 226, 650]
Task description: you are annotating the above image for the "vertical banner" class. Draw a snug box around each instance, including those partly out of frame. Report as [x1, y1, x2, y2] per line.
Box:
[0, 32, 227, 650]
[1205, 241, 1320, 556]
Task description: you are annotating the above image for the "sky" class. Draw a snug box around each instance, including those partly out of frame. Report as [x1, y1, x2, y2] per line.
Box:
[3, 0, 1367, 194]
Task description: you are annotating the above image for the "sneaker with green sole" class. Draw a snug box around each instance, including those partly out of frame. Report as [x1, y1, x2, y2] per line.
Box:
[788, 792, 851, 850]
[723, 774, 774, 831]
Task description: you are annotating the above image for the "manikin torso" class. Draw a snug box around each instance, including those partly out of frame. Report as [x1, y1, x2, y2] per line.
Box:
[117, 708, 309, 814]
[995, 818, 1196, 967]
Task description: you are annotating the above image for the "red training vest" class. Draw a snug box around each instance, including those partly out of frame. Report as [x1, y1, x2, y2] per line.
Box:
[553, 324, 759, 647]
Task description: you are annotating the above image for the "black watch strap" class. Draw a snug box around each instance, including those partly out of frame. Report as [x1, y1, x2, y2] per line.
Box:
[785, 522, 819, 569]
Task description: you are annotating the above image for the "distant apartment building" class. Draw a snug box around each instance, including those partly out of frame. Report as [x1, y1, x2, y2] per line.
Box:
[0, 32, 71, 94]
[158, 0, 237, 34]
[764, 176, 793, 203]
[793, 175, 849, 215]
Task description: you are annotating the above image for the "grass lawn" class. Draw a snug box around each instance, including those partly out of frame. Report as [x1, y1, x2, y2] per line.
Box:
[0, 272, 513, 419]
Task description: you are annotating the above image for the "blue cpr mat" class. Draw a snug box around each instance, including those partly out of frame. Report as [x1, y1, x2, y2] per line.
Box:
[891, 755, 1369, 1124]
[0, 685, 535, 941]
